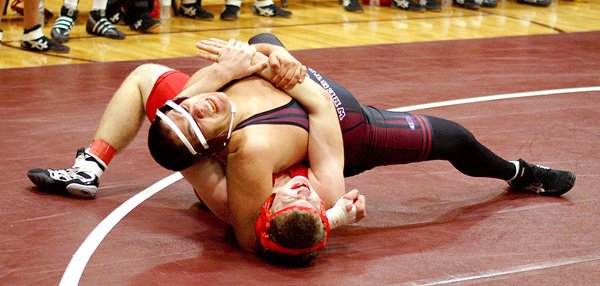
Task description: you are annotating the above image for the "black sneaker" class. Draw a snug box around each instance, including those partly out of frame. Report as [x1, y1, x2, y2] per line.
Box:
[508, 159, 576, 196]
[27, 148, 103, 199]
[220, 4, 240, 21]
[87, 10, 126, 39]
[51, 6, 78, 43]
[392, 0, 425, 11]
[179, 1, 214, 20]
[21, 34, 70, 53]
[517, 0, 551, 7]
[129, 13, 161, 33]
[252, 4, 292, 17]
[341, 0, 364, 12]
[454, 0, 481, 9]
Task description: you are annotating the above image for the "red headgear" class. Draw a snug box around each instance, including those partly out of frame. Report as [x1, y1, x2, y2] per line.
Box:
[255, 193, 331, 255]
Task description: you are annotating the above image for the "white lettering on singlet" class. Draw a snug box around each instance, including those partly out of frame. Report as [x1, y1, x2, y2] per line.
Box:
[308, 67, 346, 120]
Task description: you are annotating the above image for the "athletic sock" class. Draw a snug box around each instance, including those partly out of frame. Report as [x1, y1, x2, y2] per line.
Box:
[92, 0, 108, 10]
[225, 0, 242, 7]
[64, 0, 79, 10]
[86, 139, 116, 169]
[254, 0, 274, 6]
[507, 160, 521, 181]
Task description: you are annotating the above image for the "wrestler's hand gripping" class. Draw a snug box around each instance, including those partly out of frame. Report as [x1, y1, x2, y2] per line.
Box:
[326, 189, 366, 229]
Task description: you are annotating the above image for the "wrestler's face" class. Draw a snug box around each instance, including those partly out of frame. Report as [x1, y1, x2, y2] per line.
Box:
[168, 92, 234, 146]
[271, 176, 322, 213]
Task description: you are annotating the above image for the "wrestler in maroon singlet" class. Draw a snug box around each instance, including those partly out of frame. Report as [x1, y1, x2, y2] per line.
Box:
[145, 67, 434, 178]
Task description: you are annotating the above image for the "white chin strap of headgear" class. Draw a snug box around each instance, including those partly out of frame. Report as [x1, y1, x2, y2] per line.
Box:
[155, 100, 236, 156]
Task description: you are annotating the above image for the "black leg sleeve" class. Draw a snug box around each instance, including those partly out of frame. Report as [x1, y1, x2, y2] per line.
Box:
[426, 116, 516, 180]
[248, 33, 286, 48]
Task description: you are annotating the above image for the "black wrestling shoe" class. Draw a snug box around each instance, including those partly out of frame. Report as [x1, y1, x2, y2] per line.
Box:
[129, 13, 161, 33]
[51, 5, 78, 43]
[517, 0, 551, 6]
[179, 1, 214, 20]
[508, 159, 576, 196]
[21, 34, 70, 53]
[27, 148, 103, 199]
[454, 0, 481, 9]
[87, 10, 126, 39]
[106, 4, 124, 24]
[252, 4, 292, 17]
[392, 0, 425, 12]
[220, 4, 240, 21]
[342, 0, 364, 12]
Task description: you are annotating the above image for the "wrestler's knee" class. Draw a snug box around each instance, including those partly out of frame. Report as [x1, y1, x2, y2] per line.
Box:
[429, 116, 477, 157]
[130, 64, 173, 92]
[131, 63, 171, 79]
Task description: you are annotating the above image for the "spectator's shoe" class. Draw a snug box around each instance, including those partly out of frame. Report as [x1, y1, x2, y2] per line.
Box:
[51, 5, 78, 43]
[130, 13, 161, 33]
[342, 0, 364, 12]
[508, 159, 576, 196]
[481, 0, 497, 7]
[392, 0, 425, 11]
[22, 25, 70, 53]
[106, 4, 124, 24]
[252, 4, 292, 17]
[454, 0, 482, 9]
[517, 0, 551, 6]
[27, 148, 104, 199]
[220, 4, 240, 21]
[421, 0, 442, 11]
[87, 10, 126, 39]
[0, 29, 3, 44]
[179, 1, 214, 20]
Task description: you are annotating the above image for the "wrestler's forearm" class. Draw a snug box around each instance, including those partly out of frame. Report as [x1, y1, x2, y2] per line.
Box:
[296, 80, 346, 207]
[252, 43, 280, 58]
[250, 52, 346, 206]
[179, 63, 237, 97]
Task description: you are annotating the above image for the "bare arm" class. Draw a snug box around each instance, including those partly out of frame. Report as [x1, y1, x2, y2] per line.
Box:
[181, 159, 230, 224]
[225, 136, 282, 252]
[179, 40, 267, 98]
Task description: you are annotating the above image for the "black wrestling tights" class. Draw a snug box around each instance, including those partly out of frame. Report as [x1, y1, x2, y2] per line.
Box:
[425, 116, 515, 180]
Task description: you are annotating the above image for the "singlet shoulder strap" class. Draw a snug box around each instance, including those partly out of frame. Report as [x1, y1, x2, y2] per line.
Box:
[235, 99, 309, 131]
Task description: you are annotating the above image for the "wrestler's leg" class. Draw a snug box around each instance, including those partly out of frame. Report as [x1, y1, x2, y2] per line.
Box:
[93, 63, 173, 152]
[345, 108, 514, 180]
[27, 64, 174, 199]
[424, 115, 575, 195]
[425, 116, 516, 180]
[360, 109, 574, 195]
